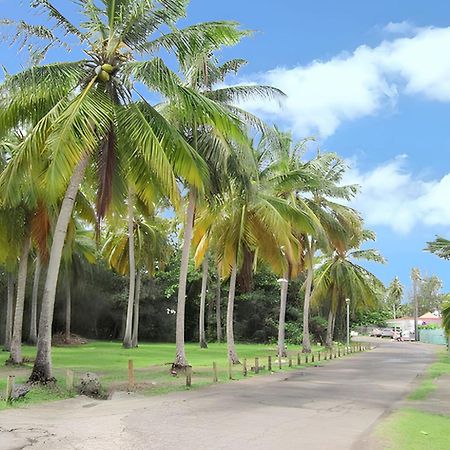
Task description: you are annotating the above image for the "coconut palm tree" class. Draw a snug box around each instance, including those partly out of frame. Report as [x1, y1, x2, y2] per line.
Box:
[386, 277, 404, 320]
[161, 49, 283, 368]
[425, 237, 450, 260]
[0, 0, 252, 382]
[312, 230, 386, 347]
[103, 210, 172, 348]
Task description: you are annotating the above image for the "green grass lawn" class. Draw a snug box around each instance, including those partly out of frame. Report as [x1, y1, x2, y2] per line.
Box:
[408, 351, 450, 401]
[1, 340, 344, 410]
[376, 409, 450, 450]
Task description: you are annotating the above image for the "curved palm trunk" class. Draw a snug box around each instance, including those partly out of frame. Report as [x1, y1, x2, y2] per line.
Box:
[131, 269, 142, 348]
[65, 270, 71, 342]
[9, 236, 31, 364]
[3, 273, 14, 351]
[29, 255, 42, 345]
[216, 267, 222, 343]
[174, 190, 196, 368]
[123, 190, 136, 349]
[325, 309, 336, 348]
[277, 269, 289, 357]
[226, 262, 240, 364]
[199, 257, 209, 348]
[29, 157, 88, 383]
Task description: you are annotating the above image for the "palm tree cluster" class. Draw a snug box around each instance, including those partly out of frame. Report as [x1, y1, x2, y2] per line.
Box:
[0, 0, 385, 382]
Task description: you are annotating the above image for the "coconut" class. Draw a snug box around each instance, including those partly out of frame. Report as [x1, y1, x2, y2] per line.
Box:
[98, 70, 110, 82]
[101, 63, 114, 74]
[95, 65, 102, 75]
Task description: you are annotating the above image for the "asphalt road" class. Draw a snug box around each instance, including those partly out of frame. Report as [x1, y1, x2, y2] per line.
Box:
[0, 339, 437, 450]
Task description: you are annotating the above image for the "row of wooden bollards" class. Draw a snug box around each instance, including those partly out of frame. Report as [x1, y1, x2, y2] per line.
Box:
[184, 344, 369, 388]
[3, 346, 369, 401]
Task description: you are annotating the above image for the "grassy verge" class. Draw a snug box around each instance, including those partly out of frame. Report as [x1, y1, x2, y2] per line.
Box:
[2, 341, 355, 410]
[408, 351, 450, 401]
[376, 409, 450, 450]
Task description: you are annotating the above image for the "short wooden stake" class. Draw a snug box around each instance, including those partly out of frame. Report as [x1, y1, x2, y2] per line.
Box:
[268, 355, 272, 371]
[334, 351, 337, 359]
[338, 348, 341, 357]
[213, 362, 218, 382]
[255, 357, 260, 374]
[128, 359, 135, 391]
[243, 358, 248, 377]
[66, 369, 74, 392]
[289, 356, 292, 367]
[311, 354, 315, 363]
[6, 376, 14, 404]
[318, 352, 321, 362]
[186, 366, 192, 387]
[297, 353, 301, 365]
[305, 354, 309, 364]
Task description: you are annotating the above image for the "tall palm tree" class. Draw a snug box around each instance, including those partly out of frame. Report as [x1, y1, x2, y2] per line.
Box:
[386, 277, 404, 319]
[0, 1, 250, 382]
[104, 211, 172, 348]
[312, 230, 386, 347]
[161, 49, 283, 368]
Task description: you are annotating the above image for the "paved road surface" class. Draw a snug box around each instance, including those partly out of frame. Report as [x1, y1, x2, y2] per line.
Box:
[0, 339, 436, 450]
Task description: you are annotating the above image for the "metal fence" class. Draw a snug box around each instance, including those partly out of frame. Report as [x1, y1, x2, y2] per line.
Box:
[419, 329, 447, 345]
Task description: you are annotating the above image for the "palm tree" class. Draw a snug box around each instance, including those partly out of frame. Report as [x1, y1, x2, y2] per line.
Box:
[0, 1, 250, 382]
[386, 277, 404, 320]
[104, 211, 172, 348]
[161, 49, 283, 368]
[312, 230, 386, 347]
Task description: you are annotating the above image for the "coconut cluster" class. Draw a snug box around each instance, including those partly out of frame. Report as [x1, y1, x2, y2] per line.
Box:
[95, 63, 114, 82]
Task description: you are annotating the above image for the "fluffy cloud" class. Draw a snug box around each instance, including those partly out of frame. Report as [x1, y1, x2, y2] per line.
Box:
[241, 26, 450, 137]
[344, 156, 450, 234]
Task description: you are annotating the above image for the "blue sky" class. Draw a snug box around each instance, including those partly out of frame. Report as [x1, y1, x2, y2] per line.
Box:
[3, 1, 450, 294]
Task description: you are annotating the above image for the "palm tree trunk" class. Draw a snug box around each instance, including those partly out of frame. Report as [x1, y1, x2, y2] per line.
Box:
[216, 267, 222, 343]
[227, 262, 240, 364]
[123, 189, 136, 349]
[29, 157, 89, 383]
[131, 269, 142, 348]
[65, 270, 71, 342]
[3, 272, 14, 351]
[174, 190, 196, 368]
[199, 257, 209, 348]
[325, 308, 336, 348]
[9, 236, 31, 364]
[277, 268, 289, 357]
[29, 255, 42, 345]
[302, 242, 315, 353]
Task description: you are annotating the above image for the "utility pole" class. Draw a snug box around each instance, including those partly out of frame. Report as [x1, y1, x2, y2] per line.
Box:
[345, 298, 350, 347]
[411, 268, 421, 342]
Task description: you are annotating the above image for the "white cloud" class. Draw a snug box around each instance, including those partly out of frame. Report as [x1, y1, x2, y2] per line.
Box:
[241, 26, 450, 137]
[383, 21, 419, 35]
[344, 157, 450, 234]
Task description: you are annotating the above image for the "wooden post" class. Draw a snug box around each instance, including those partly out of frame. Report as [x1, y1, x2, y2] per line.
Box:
[228, 360, 233, 380]
[186, 366, 192, 387]
[128, 359, 135, 391]
[318, 352, 321, 362]
[311, 354, 315, 363]
[305, 354, 309, 364]
[268, 356, 272, 371]
[324, 352, 327, 360]
[297, 353, 301, 365]
[213, 362, 218, 383]
[66, 369, 74, 392]
[255, 357, 260, 374]
[289, 356, 292, 367]
[243, 358, 248, 377]
[6, 376, 14, 404]
[338, 348, 341, 357]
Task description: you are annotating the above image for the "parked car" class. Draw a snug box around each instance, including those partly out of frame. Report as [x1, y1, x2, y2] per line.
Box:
[381, 328, 394, 338]
[370, 328, 382, 337]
